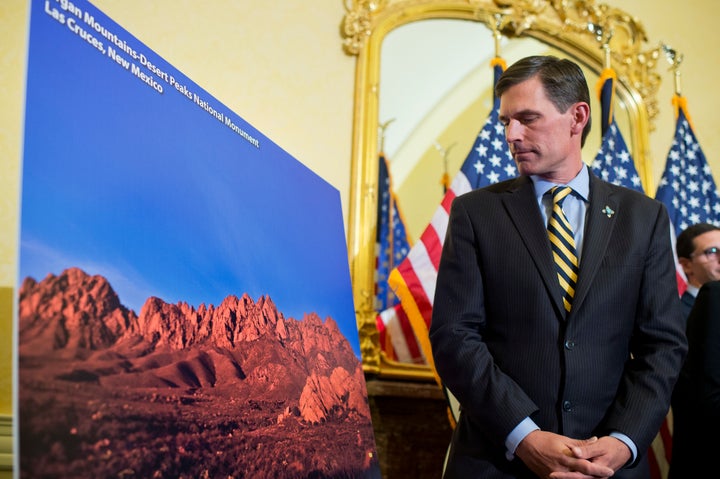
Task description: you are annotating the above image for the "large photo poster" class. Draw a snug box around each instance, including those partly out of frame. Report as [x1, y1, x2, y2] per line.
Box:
[17, 1, 380, 477]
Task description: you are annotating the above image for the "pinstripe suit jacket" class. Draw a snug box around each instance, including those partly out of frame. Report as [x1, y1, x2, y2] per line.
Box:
[430, 169, 687, 479]
[669, 280, 720, 478]
[679, 290, 695, 320]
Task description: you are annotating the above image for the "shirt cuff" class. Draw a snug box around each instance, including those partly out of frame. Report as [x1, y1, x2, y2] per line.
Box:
[505, 417, 540, 461]
[609, 431, 637, 464]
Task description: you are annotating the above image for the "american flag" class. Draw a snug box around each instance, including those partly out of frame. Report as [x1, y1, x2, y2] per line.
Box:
[589, 67, 678, 479]
[590, 68, 644, 193]
[655, 95, 720, 299]
[374, 153, 424, 363]
[375, 153, 411, 311]
[652, 95, 720, 479]
[387, 58, 514, 379]
[376, 303, 424, 364]
[591, 120, 643, 192]
[655, 95, 720, 237]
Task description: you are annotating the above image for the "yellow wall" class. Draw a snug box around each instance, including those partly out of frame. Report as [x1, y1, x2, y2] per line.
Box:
[2, 0, 720, 471]
[0, 0, 27, 427]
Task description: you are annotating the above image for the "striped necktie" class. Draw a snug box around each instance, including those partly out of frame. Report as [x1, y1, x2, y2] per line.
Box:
[548, 186, 579, 312]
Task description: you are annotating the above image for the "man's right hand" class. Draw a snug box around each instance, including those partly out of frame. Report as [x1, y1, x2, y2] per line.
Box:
[514, 430, 615, 479]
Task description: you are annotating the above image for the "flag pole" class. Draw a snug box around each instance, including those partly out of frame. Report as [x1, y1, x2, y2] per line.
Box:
[662, 43, 683, 97]
[591, 21, 616, 140]
[602, 38, 611, 70]
[378, 118, 395, 154]
[433, 142, 456, 194]
[661, 44, 694, 131]
[492, 13, 502, 58]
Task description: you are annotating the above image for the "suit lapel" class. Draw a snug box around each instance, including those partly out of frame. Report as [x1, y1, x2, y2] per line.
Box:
[502, 176, 566, 317]
[571, 174, 617, 313]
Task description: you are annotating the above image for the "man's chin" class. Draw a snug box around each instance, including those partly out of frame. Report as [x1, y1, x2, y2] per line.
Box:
[515, 161, 535, 176]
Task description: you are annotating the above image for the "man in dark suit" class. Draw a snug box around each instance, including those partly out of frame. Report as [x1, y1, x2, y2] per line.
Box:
[675, 223, 720, 318]
[668, 280, 720, 477]
[429, 56, 687, 479]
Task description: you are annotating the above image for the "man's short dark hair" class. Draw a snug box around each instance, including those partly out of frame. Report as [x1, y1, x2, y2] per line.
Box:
[676, 222, 720, 258]
[495, 55, 592, 146]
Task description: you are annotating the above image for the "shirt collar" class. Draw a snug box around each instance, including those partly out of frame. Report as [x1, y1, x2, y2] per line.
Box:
[531, 164, 590, 202]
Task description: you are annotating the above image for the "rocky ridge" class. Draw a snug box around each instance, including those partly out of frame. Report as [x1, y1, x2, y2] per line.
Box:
[18, 266, 370, 424]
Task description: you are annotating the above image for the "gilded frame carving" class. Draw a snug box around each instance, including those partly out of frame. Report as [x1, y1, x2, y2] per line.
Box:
[342, 0, 662, 380]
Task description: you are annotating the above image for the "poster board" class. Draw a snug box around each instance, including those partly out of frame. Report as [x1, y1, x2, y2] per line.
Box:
[16, 1, 380, 477]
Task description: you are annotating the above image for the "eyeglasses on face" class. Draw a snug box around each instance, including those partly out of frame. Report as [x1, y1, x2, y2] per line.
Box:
[691, 246, 720, 262]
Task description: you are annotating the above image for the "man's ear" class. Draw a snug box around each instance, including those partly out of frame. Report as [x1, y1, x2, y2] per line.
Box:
[570, 102, 590, 135]
[678, 257, 693, 277]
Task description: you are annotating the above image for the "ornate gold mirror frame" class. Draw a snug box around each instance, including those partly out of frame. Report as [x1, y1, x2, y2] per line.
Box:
[342, 0, 662, 380]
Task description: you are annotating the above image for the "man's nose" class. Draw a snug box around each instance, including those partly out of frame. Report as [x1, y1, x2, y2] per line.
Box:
[505, 119, 522, 142]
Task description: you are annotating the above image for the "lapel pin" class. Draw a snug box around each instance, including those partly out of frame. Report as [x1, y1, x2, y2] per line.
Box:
[602, 205, 615, 218]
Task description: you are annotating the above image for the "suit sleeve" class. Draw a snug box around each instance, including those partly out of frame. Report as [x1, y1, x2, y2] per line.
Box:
[693, 281, 720, 422]
[601, 201, 688, 453]
[429, 197, 538, 444]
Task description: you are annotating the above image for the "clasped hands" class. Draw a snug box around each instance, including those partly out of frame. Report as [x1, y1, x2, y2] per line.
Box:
[515, 430, 632, 479]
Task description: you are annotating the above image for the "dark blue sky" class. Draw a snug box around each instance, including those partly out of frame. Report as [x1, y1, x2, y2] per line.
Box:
[20, 0, 360, 356]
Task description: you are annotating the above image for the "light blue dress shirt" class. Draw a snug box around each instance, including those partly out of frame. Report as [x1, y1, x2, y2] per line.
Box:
[503, 166, 637, 464]
[532, 167, 589, 261]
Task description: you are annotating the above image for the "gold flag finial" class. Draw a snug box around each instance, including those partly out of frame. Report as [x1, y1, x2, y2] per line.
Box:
[433, 141, 457, 194]
[661, 43, 684, 96]
[379, 118, 395, 153]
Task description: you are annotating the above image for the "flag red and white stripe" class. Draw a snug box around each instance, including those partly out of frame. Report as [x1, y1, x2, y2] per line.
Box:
[388, 58, 513, 383]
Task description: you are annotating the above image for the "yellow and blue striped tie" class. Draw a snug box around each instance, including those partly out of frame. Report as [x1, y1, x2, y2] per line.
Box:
[548, 186, 579, 312]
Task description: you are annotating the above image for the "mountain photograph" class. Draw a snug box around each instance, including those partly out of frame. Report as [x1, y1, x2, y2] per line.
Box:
[18, 267, 379, 478]
[18, 2, 377, 476]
